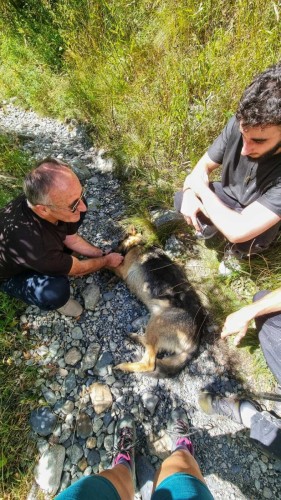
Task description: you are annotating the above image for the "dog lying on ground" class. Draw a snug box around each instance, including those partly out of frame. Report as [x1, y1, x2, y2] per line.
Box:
[112, 234, 207, 378]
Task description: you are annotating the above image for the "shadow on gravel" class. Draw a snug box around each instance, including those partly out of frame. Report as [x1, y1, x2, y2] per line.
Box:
[193, 426, 279, 499]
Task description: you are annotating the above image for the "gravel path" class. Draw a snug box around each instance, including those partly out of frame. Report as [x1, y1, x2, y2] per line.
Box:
[0, 104, 280, 499]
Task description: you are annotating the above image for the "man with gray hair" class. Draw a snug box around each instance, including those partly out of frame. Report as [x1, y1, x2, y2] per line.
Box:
[0, 158, 123, 317]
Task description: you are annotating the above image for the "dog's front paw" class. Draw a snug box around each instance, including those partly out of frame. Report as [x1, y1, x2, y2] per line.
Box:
[113, 362, 131, 372]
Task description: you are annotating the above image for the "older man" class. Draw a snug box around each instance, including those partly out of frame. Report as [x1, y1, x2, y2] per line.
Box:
[175, 62, 281, 270]
[0, 158, 123, 316]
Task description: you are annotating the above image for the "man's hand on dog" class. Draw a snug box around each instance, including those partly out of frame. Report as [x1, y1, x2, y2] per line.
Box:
[104, 251, 124, 267]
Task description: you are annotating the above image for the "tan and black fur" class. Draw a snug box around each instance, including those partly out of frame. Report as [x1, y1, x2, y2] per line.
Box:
[112, 235, 207, 378]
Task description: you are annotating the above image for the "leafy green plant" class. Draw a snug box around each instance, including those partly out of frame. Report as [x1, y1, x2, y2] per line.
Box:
[0, 137, 38, 498]
[0, 134, 32, 206]
[0, 293, 38, 499]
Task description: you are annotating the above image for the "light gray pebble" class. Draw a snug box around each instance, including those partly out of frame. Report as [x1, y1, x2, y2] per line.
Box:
[59, 428, 72, 444]
[107, 421, 115, 434]
[84, 466, 92, 476]
[42, 389, 57, 405]
[263, 487, 272, 499]
[71, 326, 83, 340]
[105, 375, 116, 386]
[59, 471, 71, 492]
[141, 392, 159, 416]
[63, 458, 72, 472]
[37, 345, 49, 356]
[76, 413, 93, 439]
[61, 400, 75, 415]
[34, 444, 65, 495]
[49, 341, 61, 356]
[97, 433, 105, 448]
[67, 443, 84, 465]
[104, 435, 114, 451]
[93, 418, 104, 433]
[82, 283, 100, 311]
[65, 347, 82, 366]
[36, 438, 49, 455]
[64, 373, 77, 393]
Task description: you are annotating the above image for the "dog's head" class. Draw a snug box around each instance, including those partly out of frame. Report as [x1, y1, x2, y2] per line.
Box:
[112, 228, 144, 256]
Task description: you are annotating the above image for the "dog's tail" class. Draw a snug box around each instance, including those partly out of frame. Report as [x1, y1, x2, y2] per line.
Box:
[148, 350, 197, 378]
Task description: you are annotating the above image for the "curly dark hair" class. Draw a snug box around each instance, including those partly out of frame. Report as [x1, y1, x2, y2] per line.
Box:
[236, 62, 281, 127]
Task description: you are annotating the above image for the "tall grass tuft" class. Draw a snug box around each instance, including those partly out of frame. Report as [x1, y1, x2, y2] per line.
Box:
[0, 136, 38, 499]
[0, 0, 280, 198]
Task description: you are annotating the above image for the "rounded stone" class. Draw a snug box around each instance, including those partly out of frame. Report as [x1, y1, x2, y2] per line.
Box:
[30, 407, 57, 436]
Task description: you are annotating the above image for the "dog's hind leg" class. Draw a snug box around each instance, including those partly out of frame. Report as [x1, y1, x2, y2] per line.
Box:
[114, 344, 156, 373]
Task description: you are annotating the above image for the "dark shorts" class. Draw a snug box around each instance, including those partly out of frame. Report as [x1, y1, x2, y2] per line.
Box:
[254, 291, 281, 386]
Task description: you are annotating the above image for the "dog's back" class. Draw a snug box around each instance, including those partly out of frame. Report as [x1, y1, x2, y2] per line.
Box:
[114, 242, 207, 377]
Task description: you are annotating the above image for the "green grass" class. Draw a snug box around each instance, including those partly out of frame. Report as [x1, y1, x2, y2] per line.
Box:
[0, 134, 32, 205]
[0, 136, 38, 499]
[0, 294, 39, 500]
[0, 0, 280, 178]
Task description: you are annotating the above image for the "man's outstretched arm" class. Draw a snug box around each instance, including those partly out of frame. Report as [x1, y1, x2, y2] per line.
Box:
[221, 287, 281, 346]
[64, 233, 104, 257]
[68, 252, 124, 276]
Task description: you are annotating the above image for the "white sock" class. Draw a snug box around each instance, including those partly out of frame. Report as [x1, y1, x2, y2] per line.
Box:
[240, 401, 260, 428]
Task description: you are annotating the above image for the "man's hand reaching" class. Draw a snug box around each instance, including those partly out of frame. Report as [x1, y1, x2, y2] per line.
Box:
[221, 308, 253, 346]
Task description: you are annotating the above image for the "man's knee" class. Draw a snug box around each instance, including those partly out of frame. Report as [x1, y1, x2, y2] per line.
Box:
[37, 275, 70, 310]
[250, 411, 281, 460]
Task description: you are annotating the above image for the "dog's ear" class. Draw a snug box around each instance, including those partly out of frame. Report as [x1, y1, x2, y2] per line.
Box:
[113, 233, 143, 254]
[128, 225, 137, 236]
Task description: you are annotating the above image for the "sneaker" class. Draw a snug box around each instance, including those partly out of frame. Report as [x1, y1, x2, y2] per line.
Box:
[57, 298, 83, 317]
[198, 391, 243, 423]
[218, 257, 242, 276]
[218, 244, 244, 276]
[195, 218, 218, 240]
[113, 415, 136, 479]
[167, 407, 194, 454]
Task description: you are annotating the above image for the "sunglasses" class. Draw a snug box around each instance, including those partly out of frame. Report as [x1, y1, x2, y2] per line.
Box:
[42, 188, 85, 213]
[69, 188, 85, 213]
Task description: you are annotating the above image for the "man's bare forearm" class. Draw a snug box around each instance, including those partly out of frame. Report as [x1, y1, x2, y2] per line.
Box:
[68, 252, 123, 276]
[196, 184, 243, 239]
[64, 233, 103, 257]
[183, 153, 220, 190]
[245, 287, 281, 319]
[221, 287, 281, 344]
